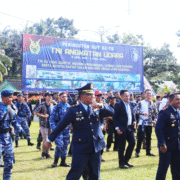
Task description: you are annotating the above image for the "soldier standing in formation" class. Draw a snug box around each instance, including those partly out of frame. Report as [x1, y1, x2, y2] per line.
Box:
[0, 90, 21, 180]
[23, 91, 33, 127]
[14, 93, 34, 147]
[34, 90, 47, 150]
[50, 92, 71, 167]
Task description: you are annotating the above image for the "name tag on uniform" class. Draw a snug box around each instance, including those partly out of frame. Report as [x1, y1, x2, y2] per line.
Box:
[76, 111, 84, 121]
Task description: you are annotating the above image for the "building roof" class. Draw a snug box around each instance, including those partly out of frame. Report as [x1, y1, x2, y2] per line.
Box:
[0, 80, 22, 93]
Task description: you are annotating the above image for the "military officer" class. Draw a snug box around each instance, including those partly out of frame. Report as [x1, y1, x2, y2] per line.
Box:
[44, 83, 114, 180]
[0, 90, 21, 180]
[155, 92, 180, 180]
[50, 92, 71, 167]
[14, 93, 34, 147]
[23, 91, 33, 127]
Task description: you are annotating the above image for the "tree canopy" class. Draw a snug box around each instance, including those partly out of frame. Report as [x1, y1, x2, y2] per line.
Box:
[0, 17, 79, 80]
[107, 33, 180, 91]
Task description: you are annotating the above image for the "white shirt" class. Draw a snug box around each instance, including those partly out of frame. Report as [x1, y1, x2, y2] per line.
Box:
[115, 101, 132, 130]
[138, 100, 152, 126]
[159, 98, 169, 111]
[80, 102, 89, 112]
[122, 101, 132, 126]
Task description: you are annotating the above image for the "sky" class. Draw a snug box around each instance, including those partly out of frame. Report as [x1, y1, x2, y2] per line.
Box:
[1, 0, 180, 62]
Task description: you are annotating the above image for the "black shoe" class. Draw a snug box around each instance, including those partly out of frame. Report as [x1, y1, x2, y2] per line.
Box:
[42, 152, 46, 159]
[52, 162, 57, 167]
[50, 148, 54, 151]
[106, 148, 110, 152]
[52, 157, 59, 167]
[46, 154, 52, 159]
[60, 162, 70, 167]
[119, 164, 128, 169]
[60, 158, 70, 167]
[135, 152, 139, 157]
[15, 140, 18, 148]
[101, 159, 105, 162]
[146, 153, 155, 156]
[36, 142, 41, 150]
[125, 162, 134, 167]
[28, 140, 34, 146]
[0, 164, 4, 167]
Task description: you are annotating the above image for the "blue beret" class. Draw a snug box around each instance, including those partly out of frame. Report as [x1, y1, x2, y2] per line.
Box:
[1, 90, 14, 97]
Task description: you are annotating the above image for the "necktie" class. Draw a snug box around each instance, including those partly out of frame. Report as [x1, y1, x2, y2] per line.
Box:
[177, 110, 180, 151]
[87, 106, 90, 116]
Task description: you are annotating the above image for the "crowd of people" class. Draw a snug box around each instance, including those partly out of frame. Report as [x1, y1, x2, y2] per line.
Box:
[0, 84, 179, 180]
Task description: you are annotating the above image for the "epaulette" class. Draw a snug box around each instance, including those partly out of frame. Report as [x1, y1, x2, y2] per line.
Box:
[71, 104, 79, 108]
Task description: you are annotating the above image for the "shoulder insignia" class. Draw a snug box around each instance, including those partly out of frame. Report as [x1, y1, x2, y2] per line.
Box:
[70, 104, 79, 108]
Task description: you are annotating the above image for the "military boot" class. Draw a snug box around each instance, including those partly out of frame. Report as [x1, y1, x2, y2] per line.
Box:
[27, 139, 34, 146]
[46, 153, 52, 159]
[52, 157, 59, 168]
[15, 140, 18, 148]
[36, 142, 41, 149]
[60, 158, 70, 167]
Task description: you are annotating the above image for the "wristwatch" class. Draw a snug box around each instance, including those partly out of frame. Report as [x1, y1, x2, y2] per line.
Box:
[160, 143, 166, 147]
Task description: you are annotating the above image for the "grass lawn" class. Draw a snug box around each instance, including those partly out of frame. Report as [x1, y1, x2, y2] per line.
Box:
[0, 122, 172, 180]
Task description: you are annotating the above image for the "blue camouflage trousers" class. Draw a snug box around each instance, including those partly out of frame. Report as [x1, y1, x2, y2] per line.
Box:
[54, 127, 70, 158]
[15, 116, 30, 141]
[0, 133, 14, 180]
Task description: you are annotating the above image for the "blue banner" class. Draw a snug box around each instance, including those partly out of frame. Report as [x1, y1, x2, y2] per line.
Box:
[22, 34, 143, 92]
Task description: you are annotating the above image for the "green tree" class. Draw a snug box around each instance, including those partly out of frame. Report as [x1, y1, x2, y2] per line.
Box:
[107, 33, 180, 92]
[0, 48, 12, 82]
[0, 17, 79, 80]
[158, 85, 174, 94]
[55, 17, 79, 38]
[107, 33, 144, 45]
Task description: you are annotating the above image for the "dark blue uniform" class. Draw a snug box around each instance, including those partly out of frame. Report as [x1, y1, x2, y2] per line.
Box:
[0, 102, 21, 180]
[50, 102, 70, 159]
[14, 102, 31, 141]
[48, 102, 114, 180]
[155, 105, 180, 180]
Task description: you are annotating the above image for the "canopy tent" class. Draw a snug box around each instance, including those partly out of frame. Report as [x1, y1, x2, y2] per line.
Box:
[0, 80, 22, 93]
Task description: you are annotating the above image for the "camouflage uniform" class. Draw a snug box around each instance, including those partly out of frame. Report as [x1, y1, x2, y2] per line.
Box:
[34, 102, 53, 156]
[14, 102, 31, 141]
[50, 102, 70, 159]
[0, 102, 21, 180]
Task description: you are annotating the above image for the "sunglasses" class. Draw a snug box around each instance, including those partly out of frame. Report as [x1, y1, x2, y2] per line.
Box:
[96, 95, 102, 97]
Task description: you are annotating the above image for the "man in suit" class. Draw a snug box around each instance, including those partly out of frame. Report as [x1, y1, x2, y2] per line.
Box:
[44, 83, 114, 180]
[106, 95, 118, 152]
[155, 92, 180, 180]
[113, 90, 136, 169]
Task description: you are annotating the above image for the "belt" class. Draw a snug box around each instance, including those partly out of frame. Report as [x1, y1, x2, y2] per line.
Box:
[18, 115, 26, 117]
[141, 119, 152, 132]
[0, 128, 10, 134]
